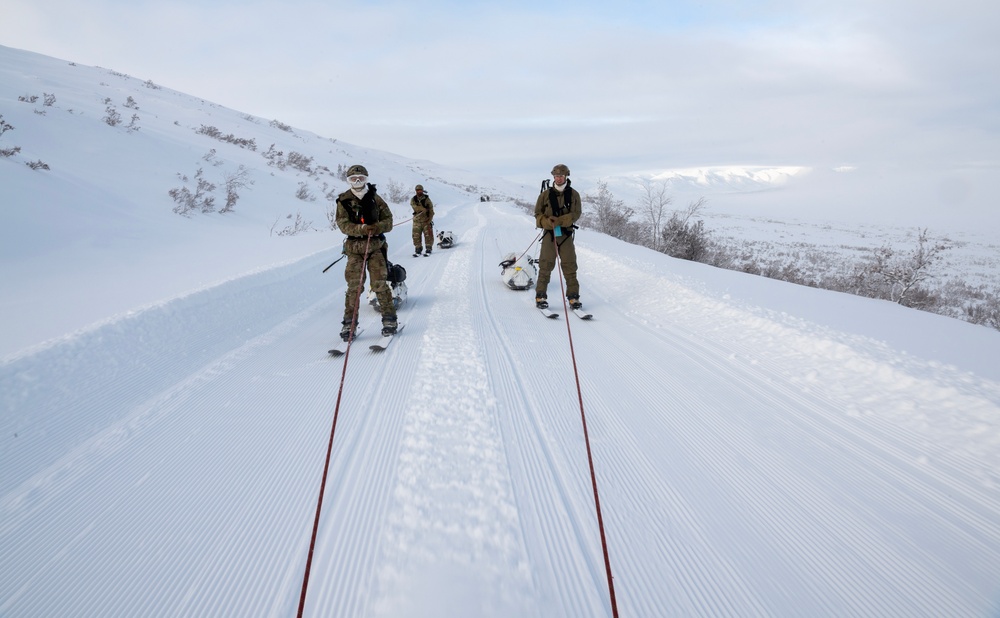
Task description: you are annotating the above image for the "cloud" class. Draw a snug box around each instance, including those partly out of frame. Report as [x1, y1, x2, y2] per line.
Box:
[3, 0, 997, 191]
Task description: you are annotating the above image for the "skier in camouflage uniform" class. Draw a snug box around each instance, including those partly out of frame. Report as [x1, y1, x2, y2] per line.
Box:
[336, 164, 397, 338]
[410, 184, 435, 256]
[534, 163, 583, 310]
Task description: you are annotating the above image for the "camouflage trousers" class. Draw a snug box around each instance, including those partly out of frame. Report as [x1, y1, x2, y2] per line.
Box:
[343, 238, 394, 324]
[535, 231, 580, 298]
[412, 213, 433, 251]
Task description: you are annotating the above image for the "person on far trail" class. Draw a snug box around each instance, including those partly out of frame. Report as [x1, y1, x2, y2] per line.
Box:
[335, 164, 397, 338]
[410, 184, 435, 256]
[534, 163, 583, 310]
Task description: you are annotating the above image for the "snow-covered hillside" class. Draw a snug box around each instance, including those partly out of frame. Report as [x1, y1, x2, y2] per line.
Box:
[0, 44, 530, 359]
[3, 46, 1000, 617]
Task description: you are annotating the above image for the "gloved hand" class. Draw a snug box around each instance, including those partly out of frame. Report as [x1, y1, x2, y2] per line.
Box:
[363, 224, 380, 235]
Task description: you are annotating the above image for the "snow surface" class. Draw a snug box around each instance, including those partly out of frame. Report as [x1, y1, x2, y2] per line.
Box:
[3, 45, 1000, 617]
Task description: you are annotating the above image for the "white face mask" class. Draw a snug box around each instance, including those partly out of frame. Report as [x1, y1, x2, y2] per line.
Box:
[348, 175, 368, 189]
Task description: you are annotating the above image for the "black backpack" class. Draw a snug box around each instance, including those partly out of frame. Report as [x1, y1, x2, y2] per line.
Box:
[387, 261, 406, 284]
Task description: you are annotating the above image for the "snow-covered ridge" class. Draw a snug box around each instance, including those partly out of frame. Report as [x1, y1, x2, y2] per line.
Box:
[649, 165, 807, 191]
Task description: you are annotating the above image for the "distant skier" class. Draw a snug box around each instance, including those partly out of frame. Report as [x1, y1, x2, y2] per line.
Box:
[336, 164, 397, 338]
[410, 184, 435, 256]
[534, 164, 583, 310]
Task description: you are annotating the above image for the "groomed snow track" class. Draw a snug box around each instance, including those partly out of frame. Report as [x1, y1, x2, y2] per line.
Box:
[3, 200, 1000, 617]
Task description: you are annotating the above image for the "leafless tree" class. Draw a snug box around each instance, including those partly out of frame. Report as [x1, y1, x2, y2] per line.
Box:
[585, 180, 635, 241]
[385, 178, 408, 203]
[638, 179, 672, 251]
[864, 228, 949, 306]
[660, 197, 707, 256]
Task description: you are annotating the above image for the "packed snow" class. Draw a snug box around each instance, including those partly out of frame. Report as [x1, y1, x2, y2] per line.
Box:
[2, 45, 1000, 617]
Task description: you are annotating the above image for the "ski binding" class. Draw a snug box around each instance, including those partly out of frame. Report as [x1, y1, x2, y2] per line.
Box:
[328, 326, 365, 357]
[370, 322, 405, 351]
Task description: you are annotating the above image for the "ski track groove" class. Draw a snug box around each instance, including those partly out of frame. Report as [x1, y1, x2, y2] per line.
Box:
[474, 206, 778, 616]
[475, 202, 625, 617]
[309, 296, 420, 615]
[577, 244, 998, 615]
[3, 294, 345, 616]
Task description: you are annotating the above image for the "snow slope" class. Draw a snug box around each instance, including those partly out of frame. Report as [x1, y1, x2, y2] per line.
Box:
[3, 45, 1000, 617]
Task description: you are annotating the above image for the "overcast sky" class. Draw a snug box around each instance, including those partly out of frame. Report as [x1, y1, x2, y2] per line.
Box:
[4, 0, 999, 185]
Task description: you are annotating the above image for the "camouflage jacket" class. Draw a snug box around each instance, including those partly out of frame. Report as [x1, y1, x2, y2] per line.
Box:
[336, 185, 394, 238]
[410, 193, 434, 220]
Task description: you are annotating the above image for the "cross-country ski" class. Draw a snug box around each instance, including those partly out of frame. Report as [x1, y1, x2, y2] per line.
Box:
[538, 306, 559, 318]
[328, 326, 366, 356]
[369, 322, 405, 350]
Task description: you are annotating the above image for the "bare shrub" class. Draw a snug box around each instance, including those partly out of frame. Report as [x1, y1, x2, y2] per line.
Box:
[296, 182, 315, 201]
[103, 105, 122, 126]
[203, 149, 223, 166]
[848, 229, 949, 306]
[385, 178, 408, 203]
[271, 212, 313, 236]
[583, 180, 636, 241]
[196, 125, 256, 150]
[964, 292, 1000, 330]
[25, 160, 50, 170]
[287, 151, 313, 173]
[0, 115, 17, 157]
[169, 168, 216, 215]
[660, 198, 709, 261]
[262, 144, 285, 169]
[221, 165, 253, 213]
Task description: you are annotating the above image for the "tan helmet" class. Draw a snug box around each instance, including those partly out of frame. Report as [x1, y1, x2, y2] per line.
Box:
[551, 164, 570, 177]
[415, 184, 424, 191]
[346, 164, 369, 177]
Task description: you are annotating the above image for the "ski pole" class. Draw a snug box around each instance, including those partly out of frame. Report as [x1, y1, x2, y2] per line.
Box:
[322, 254, 346, 273]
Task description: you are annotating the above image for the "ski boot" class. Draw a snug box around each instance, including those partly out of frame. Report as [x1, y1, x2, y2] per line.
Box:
[535, 295, 548, 309]
[567, 294, 583, 310]
[381, 313, 398, 336]
[340, 320, 356, 342]
[413, 248, 422, 258]
[423, 249, 432, 256]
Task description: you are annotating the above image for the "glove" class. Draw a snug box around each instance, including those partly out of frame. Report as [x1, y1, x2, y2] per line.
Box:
[363, 224, 380, 235]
